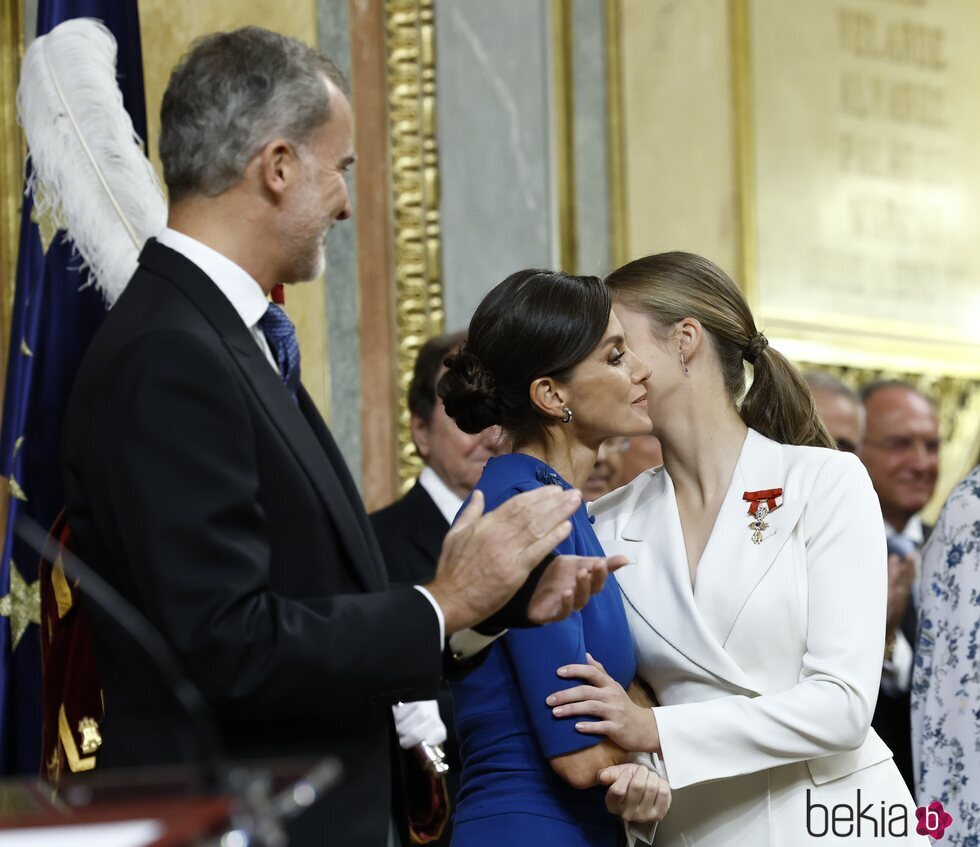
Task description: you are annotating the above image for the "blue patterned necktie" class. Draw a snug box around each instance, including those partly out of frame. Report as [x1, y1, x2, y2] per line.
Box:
[259, 303, 301, 398]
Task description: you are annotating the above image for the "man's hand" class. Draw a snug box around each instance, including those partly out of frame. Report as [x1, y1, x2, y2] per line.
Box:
[886, 552, 915, 635]
[598, 762, 671, 824]
[527, 553, 629, 625]
[427, 486, 621, 634]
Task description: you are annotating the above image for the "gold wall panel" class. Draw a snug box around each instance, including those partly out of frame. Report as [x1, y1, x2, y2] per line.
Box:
[618, 0, 739, 274]
[137, 0, 330, 421]
[734, 0, 980, 377]
[386, 0, 444, 494]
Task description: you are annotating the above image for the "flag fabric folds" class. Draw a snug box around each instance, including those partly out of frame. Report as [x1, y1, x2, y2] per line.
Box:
[0, 0, 147, 775]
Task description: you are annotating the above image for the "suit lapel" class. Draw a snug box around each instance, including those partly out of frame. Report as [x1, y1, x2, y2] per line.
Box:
[138, 240, 385, 593]
[404, 483, 449, 565]
[613, 470, 760, 693]
[297, 389, 389, 591]
[694, 429, 806, 647]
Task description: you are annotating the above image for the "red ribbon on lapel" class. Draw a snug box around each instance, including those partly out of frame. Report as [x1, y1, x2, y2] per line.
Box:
[271, 283, 285, 305]
[743, 488, 783, 516]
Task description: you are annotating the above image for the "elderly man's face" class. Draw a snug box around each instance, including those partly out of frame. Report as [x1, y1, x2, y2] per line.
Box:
[811, 388, 864, 454]
[860, 386, 940, 530]
[412, 381, 502, 500]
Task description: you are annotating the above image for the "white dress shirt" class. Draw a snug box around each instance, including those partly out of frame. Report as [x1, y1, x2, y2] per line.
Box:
[156, 228, 278, 371]
[881, 514, 925, 694]
[418, 465, 464, 524]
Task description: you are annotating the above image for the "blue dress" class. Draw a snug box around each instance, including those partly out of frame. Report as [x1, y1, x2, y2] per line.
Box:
[450, 454, 637, 846]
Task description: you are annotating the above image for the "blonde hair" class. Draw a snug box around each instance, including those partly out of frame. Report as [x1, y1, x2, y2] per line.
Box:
[606, 252, 834, 449]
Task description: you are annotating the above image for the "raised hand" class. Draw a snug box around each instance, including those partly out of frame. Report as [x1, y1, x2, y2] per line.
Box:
[527, 553, 629, 625]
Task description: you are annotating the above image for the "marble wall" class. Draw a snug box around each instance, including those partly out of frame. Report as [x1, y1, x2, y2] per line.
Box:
[436, 0, 560, 332]
[318, 0, 363, 487]
[571, 0, 613, 279]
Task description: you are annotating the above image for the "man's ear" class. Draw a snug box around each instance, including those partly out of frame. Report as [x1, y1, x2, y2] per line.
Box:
[256, 138, 299, 198]
[410, 413, 431, 462]
[529, 377, 567, 420]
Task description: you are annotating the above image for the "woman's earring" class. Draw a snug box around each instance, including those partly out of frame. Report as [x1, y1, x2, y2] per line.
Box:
[679, 351, 689, 374]
[561, 406, 573, 424]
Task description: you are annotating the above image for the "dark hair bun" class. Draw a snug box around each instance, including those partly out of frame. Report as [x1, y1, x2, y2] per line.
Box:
[438, 349, 501, 433]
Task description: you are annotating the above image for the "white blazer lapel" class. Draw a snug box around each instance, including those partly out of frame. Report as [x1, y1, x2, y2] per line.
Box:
[695, 429, 807, 647]
[601, 469, 760, 694]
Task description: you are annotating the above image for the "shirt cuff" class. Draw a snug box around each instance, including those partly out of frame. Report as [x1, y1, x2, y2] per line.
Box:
[881, 630, 913, 694]
[448, 627, 508, 660]
[413, 585, 445, 648]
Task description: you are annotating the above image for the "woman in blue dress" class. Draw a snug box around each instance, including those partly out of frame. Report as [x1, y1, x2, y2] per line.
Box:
[438, 269, 669, 846]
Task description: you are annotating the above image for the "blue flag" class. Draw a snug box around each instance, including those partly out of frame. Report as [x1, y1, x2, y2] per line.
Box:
[0, 0, 147, 775]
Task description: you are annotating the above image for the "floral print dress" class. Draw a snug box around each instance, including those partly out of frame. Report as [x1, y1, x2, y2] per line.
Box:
[912, 464, 980, 845]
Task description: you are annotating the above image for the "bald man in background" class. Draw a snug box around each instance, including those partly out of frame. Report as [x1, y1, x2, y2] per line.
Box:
[804, 372, 864, 454]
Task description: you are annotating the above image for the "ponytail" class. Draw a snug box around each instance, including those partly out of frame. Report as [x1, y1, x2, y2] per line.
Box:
[605, 252, 834, 449]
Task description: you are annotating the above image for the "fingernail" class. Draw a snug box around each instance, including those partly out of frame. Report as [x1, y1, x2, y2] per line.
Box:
[553, 707, 564, 716]
[546, 695, 556, 705]
[557, 667, 568, 676]
[575, 722, 586, 730]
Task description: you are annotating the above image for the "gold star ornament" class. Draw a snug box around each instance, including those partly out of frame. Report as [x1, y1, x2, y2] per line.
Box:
[0, 561, 41, 650]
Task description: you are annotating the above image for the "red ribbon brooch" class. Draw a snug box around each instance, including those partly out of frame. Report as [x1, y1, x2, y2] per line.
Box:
[742, 488, 783, 544]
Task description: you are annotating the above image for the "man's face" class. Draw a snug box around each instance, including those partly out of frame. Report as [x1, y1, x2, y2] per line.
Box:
[860, 386, 940, 529]
[811, 388, 864, 454]
[282, 81, 355, 282]
[412, 380, 502, 500]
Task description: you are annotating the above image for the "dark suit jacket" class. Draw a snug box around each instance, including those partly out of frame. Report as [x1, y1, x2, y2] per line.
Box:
[371, 481, 449, 587]
[62, 240, 442, 846]
[371, 480, 459, 847]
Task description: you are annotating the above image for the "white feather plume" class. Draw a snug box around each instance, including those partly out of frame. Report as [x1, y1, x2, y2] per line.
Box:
[16, 17, 166, 306]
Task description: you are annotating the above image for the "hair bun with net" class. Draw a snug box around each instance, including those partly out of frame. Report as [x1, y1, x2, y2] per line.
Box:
[438, 349, 502, 434]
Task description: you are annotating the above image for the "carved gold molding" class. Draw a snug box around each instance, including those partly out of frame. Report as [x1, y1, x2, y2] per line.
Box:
[1, 0, 25, 413]
[385, 0, 444, 493]
[551, 0, 577, 274]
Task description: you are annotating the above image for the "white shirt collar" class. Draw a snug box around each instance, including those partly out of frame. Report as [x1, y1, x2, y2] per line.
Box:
[156, 228, 270, 331]
[884, 513, 925, 545]
[418, 466, 465, 525]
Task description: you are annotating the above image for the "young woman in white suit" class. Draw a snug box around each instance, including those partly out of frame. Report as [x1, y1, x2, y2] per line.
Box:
[547, 253, 924, 845]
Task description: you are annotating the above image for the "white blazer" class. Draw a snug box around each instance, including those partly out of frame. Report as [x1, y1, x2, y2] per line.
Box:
[591, 429, 921, 846]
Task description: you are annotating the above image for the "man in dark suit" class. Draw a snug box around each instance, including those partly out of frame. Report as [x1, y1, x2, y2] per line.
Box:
[372, 331, 501, 845]
[859, 380, 941, 794]
[60, 29, 620, 846]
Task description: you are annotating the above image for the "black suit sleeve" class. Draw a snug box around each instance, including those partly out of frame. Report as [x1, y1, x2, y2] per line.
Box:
[97, 331, 441, 721]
